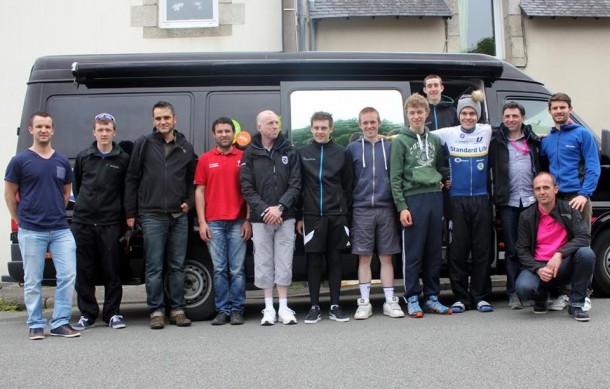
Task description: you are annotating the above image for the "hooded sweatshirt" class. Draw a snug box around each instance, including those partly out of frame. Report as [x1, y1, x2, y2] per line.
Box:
[346, 136, 393, 209]
[390, 126, 449, 211]
[426, 95, 459, 131]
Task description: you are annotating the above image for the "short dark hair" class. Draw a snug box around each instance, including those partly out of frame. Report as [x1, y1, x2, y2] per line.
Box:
[152, 101, 176, 116]
[424, 74, 443, 85]
[502, 101, 526, 116]
[29, 112, 53, 128]
[310, 111, 333, 128]
[548, 92, 572, 109]
[211, 117, 235, 133]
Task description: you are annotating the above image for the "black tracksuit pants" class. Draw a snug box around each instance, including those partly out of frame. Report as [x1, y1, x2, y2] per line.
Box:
[71, 222, 123, 323]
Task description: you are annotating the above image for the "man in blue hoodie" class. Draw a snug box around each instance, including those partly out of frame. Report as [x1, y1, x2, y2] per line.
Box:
[346, 107, 403, 320]
[541, 92, 599, 311]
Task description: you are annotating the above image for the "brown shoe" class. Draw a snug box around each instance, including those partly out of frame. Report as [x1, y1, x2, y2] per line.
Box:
[169, 310, 192, 327]
[150, 311, 165, 330]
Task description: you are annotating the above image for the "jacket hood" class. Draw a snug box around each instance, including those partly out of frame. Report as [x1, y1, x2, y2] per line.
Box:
[399, 126, 431, 139]
[250, 132, 290, 153]
[496, 123, 540, 144]
[84, 141, 124, 157]
[429, 94, 455, 107]
[352, 136, 389, 170]
[550, 122, 581, 134]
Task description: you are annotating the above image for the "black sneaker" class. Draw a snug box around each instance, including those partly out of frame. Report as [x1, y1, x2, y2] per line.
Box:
[568, 306, 590, 322]
[230, 312, 245, 325]
[304, 305, 321, 324]
[533, 301, 548, 314]
[28, 327, 45, 340]
[211, 312, 231, 326]
[50, 324, 81, 338]
[329, 305, 350, 322]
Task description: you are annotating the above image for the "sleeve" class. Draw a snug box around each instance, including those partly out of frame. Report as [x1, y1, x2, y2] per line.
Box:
[72, 153, 83, 197]
[4, 157, 21, 184]
[579, 130, 601, 198]
[183, 149, 197, 210]
[558, 207, 591, 257]
[239, 149, 269, 218]
[389, 137, 408, 212]
[124, 136, 144, 218]
[278, 148, 302, 210]
[341, 148, 353, 215]
[516, 211, 545, 273]
[433, 134, 450, 180]
[193, 153, 208, 186]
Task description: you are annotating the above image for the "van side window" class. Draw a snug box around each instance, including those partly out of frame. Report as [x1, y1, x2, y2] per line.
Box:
[289, 89, 405, 147]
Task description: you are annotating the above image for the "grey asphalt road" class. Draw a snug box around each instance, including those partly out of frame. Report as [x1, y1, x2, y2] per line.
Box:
[0, 288, 608, 388]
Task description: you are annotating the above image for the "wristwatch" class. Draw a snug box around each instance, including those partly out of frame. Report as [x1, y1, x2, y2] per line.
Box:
[277, 204, 285, 212]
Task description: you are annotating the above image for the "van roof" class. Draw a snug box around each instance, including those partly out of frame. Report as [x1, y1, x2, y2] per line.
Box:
[29, 51, 536, 88]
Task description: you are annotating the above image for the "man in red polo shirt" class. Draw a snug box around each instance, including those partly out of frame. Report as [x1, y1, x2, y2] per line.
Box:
[515, 172, 595, 321]
[195, 117, 252, 325]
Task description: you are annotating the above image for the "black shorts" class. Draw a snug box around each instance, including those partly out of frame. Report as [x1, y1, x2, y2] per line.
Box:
[302, 215, 350, 253]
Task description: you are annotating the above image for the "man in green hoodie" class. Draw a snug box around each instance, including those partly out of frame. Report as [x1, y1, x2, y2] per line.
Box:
[390, 93, 452, 318]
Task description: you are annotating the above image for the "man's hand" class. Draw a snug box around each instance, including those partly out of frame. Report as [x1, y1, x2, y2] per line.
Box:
[180, 202, 190, 213]
[241, 220, 252, 240]
[444, 179, 452, 189]
[569, 195, 587, 212]
[399, 209, 413, 227]
[262, 206, 283, 225]
[537, 266, 554, 282]
[546, 252, 563, 278]
[199, 221, 211, 242]
[126, 217, 135, 229]
[296, 220, 304, 235]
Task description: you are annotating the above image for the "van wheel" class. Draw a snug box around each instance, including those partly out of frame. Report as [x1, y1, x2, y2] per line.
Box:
[592, 229, 610, 296]
[183, 259, 215, 321]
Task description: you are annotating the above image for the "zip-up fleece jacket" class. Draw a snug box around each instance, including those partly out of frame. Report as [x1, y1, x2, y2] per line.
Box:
[435, 123, 492, 197]
[540, 123, 600, 198]
[124, 129, 196, 217]
[426, 95, 459, 132]
[489, 124, 540, 207]
[516, 199, 591, 274]
[73, 141, 130, 225]
[346, 136, 393, 209]
[390, 127, 449, 211]
[240, 133, 301, 223]
[298, 139, 353, 217]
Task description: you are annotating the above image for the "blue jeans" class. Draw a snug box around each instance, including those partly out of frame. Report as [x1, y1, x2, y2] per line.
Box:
[497, 205, 526, 296]
[141, 214, 188, 313]
[207, 221, 246, 314]
[515, 247, 595, 307]
[18, 228, 76, 329]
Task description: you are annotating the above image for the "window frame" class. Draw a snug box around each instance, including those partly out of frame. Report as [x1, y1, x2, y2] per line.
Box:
[158, 0, 219, 29]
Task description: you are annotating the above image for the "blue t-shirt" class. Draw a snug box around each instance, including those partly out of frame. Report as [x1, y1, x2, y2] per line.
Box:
[4, 149, 72, 231]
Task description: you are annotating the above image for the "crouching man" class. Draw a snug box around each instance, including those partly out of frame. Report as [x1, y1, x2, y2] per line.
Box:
[515, 172, 595, 321]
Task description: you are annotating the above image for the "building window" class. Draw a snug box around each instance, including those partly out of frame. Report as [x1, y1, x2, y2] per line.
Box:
[459, 0, 503, 57]
[159, 0, 219, 29]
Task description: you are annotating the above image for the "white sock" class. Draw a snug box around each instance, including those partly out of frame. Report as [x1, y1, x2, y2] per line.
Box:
[383, 287, 394, 302]
[359, 282, 371, 300]
[279, 298, 288, 310]
[265, 297, 274, 310]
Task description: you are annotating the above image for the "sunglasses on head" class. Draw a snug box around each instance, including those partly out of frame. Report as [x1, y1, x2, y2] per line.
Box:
[95, 113, 115, 122]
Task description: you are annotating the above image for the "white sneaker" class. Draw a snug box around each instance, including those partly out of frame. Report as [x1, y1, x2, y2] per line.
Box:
[584, 297, 592, 312]
[278, 307, 297, 325]
[354, 298, 373, 320]
[383, 296, 405, 318]
[260, 308, 276, 326]
[549, 295, 569, 311]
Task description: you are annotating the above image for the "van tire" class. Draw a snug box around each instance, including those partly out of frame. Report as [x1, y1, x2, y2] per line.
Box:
[592, 229, 610, 296]
[183, 259, 216, 321]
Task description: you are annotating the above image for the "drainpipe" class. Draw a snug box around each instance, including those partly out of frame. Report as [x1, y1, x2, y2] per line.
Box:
[297, 0, 307, 51]
[308, 0, 316, 51]
[282, 0, 297, 52]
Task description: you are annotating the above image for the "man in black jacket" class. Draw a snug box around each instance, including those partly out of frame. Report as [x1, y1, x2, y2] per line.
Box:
[489, 102, 540, 309]
[124, 101, 196, 329]
[515, 172, 595, 321]
[71, 113, 130, 331]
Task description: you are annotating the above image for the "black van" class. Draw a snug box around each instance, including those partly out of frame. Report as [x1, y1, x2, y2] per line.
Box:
[6, 52, 610, 320]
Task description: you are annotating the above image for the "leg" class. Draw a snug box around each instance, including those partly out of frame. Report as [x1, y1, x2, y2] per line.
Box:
[227, 221, 247, 314]
[515, 269, 548, 304]
[306, 252, 323, 306]
[207, 221, 231, 315]
[141, 215, 169, 313]
[379, 255, 394, 289]
[357, 255, 373, 286]
[167, 214, 189, 311]
[18, 228, 48, 329]
[71, 223, 100, 322]
[48, 229, 77, 329]
[421, 192, 444, 298]
[327, 249, 342, 306]
[273, 219, 296, 289]
[555, 248, 596, 307]
[469, 196, 493, 304]
[497, 206, 522, 297]
[98, 224, 123, 323]
[448, 197, 472, 306]
[251, 222, 275, 290]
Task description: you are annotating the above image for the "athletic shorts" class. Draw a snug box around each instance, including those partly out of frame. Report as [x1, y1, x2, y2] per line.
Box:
[351, 207, 400, 255]
[302, 215, 350, 253]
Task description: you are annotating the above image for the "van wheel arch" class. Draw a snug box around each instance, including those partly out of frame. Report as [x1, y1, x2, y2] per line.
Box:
[592, 229, 610, 296]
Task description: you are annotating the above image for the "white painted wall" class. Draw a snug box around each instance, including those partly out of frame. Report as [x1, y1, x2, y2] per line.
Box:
[0, 0, 280, 278]
[522, 18, 610, 133]
[315, 18, 447, 52]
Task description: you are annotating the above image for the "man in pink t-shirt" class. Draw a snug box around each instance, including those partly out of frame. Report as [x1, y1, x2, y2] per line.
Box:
[514, 172, 595, 321]
[195, 117, 252, 326]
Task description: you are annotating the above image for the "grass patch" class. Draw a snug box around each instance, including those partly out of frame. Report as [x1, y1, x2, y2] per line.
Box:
[0, 297, 21, 312]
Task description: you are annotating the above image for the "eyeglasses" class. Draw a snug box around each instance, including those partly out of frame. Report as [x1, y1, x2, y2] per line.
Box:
[95, 113, 115, 122]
